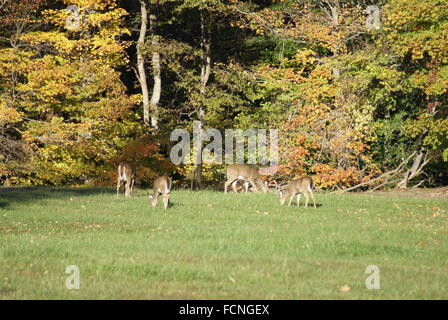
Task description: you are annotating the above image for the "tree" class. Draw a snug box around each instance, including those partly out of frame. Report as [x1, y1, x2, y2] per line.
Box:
[136, 0, 151, 127]
[382, 0, 448, 188]
[0, 0, 43, 182]
[0, 0, 140, 184]
[135, 0, 161, 129]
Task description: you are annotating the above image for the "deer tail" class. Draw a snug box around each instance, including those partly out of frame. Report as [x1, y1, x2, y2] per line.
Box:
[308, 179, 314, 192]
[166, 178, 172, 194]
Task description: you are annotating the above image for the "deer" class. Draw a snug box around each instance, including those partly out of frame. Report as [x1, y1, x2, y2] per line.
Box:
[116, 162, 135, 197]
[278, 176, 316, 208]
[149, 176, 172, 209]
[224, 164, 268, 194]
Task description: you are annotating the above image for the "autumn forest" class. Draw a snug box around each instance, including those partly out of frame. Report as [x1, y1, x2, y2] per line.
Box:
[1, 0, 447, 190]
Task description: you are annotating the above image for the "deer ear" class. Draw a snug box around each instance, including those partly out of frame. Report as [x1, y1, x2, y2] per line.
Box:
[148, 194, 153, 199]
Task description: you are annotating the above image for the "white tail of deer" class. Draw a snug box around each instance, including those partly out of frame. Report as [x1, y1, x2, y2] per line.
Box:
[149, 176, 172, 209]
[224, 164, 268, 194]
[117, 162, 135, 197]
[279, 176, 316, 208]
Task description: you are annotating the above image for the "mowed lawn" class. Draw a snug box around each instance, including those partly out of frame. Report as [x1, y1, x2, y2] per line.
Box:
[0, 187, 447, 299]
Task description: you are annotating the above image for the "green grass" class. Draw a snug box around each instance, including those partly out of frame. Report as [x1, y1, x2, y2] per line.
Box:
[0, 187, 447, 299]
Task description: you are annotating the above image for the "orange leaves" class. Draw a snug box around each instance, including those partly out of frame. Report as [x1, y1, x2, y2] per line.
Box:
[289, 145, 310, 160]
[280, 96, 377, 189]
[121, 138, 159, 160]
[312, 164, 365, 189]
[291, 48, 318, 66]
[258, 64, 304, 83]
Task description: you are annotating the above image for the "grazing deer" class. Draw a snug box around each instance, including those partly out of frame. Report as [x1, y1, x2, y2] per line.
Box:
[279, 176, 316, 208]
[116, 162, 135, 197]
[149, 176, 172, 209]
[224, 164, 268, 194]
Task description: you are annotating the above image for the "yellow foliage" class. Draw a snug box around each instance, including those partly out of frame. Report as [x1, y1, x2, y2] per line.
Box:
[0, 102, 21, 125]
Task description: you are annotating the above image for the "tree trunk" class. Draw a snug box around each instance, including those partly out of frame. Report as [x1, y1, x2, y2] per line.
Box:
[137, 0, 150, 126]
[396, 148, 427, 189]
[192, 10, 211, 190]
[149, 12, 160, 130]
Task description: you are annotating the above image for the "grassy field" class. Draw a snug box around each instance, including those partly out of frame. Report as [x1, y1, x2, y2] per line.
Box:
[0, 186, 447, 299]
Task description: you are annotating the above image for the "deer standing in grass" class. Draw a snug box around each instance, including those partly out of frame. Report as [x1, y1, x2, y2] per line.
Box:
[116, 162, 135, 197]
[279, 176, 316, 208]
[149, 176, 172, 209]
[224, 164, 268, 193]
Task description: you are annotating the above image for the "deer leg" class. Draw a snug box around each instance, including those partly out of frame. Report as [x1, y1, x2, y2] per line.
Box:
[116, 178, 121, 196]
[296, 194, 301, 207]
[162, 194, 169, 209]
[130, 178, 135, 196]
[125, 180, 132, 197]
[224, 179, 235, 194]
[258, 179, 268, 193]
[288, 195, 294, 206]
[232, 180, 238, 193]
[303, 191, 309, 208]
[310, 190, 317, 209]
[249, 180, 259, 192]
[151, 192, 159, 207]
[244, 181, 250, 193]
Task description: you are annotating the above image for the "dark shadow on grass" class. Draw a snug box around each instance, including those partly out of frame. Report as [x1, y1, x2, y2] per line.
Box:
[167, 201, 177, 209]
[300, 203, 323, 208]
[155, 201, 176, 209]
[0, 186, 116, 209]
[284, 203, 324, 208]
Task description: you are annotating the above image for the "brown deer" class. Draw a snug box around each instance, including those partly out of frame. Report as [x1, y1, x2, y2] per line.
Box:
[116, 162, 135, 197]
[279, 176, 316, 208]
[224, 164, 268, 193]
[149, 176, 172, 209]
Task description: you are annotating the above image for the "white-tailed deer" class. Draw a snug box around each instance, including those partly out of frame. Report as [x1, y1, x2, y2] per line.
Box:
[279, 176, 316, 208]
[149, 176, 172, 209]
[117, 162, 135, 197]
[224, 164, 268, 193]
